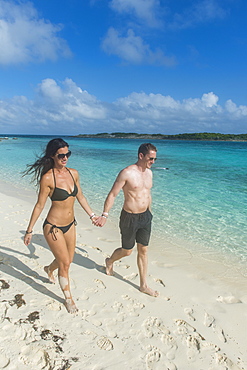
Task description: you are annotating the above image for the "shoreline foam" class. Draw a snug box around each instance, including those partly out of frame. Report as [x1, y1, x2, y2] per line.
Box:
[0, 180, 247, 369]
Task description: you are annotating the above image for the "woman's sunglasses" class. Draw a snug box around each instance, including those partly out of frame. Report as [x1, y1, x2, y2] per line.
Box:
[56, 151, 72, 160]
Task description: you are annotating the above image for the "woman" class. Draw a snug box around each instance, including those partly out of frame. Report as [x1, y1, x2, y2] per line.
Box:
[23, 138, 97, 313]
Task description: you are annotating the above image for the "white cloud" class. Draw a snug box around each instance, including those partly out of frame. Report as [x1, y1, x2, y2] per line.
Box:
[201, 92, 219, 107]
[101, 27, 176, 66]
[37, 79, 63, 101]
[108, 0, 227, 31]
[113, 91, 223, 129]
[0, 0, 71, 65]
[35, 78, 107, 121]
[103, 0, 230, 65]
[225, 99, 247, 118]
[115, 92, 179, 110]
[192, 0, 227, 22]
[182, 92, 221, 114]
[225, 99, 237, 113]
[0, 79, 246, 134]
[109, 0, 162, 27]
[170, 0, 228, 30]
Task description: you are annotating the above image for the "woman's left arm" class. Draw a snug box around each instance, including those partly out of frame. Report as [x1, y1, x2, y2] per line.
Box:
[24, 174, 51, 245]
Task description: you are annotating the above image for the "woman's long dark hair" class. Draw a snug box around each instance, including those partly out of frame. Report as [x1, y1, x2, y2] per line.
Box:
[23, 138, 69, 185]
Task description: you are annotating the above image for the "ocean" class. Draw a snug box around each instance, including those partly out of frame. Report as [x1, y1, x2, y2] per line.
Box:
[1, 135, 246, 276]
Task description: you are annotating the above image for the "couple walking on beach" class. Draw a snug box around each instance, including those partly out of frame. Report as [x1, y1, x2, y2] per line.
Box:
[23, 138, 159, 313]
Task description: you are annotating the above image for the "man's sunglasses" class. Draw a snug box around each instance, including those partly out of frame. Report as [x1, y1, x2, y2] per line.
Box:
[57, 151, 72, 160]
[148, 157, 157, 161]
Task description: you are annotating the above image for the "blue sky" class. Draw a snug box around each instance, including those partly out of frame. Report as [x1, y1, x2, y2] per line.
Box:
[0, 0, 246, 135]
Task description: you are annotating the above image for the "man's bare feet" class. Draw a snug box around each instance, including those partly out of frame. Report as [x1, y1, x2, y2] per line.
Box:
[65, 298, 78, 314]
[44, 266, 56, 284]
[140, 286, 159, 297]
[105, 258, 114, 276]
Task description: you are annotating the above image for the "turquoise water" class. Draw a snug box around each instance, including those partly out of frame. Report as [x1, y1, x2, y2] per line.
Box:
[1, 135, 247, 269]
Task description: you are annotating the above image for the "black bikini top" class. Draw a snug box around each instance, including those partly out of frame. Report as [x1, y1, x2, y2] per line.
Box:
[50, 168, 78, 201]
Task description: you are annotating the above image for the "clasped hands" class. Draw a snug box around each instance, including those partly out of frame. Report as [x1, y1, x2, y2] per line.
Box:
[90, 214, 108, 227]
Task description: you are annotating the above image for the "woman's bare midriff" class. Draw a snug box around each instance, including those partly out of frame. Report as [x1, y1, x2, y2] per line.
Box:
[46, 199, 75, 225]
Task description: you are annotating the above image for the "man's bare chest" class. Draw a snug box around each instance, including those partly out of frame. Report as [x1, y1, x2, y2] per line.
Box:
[127, 174, 152, 191]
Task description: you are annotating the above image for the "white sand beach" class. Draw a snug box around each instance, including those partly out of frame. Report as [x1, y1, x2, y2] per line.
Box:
[0, 181, 247, 370]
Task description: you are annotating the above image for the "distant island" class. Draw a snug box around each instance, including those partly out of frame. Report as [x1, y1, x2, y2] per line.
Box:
[74, 132, 247, 141]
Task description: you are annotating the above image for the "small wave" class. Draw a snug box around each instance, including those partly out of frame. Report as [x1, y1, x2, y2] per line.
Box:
[153, 167, 169, 170]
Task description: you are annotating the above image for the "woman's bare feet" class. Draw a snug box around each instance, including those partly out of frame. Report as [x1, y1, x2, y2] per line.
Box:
[105, 258, 114, 276]
[44, 266, 56, 284]
[140, 286, 159, 297]
[65, 298, 78, 314]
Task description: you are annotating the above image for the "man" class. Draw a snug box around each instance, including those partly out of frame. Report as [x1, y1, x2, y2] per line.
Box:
[96, 143, 159, 297]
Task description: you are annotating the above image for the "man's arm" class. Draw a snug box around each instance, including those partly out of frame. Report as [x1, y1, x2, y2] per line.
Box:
[148, 170, 153, 211]
[95, 169, 126, 227]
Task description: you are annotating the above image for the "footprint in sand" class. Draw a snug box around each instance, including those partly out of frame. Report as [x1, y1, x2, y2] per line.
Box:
[204, 313, 227, 344]
[84, 287, 99, 294]
[0, 302, 8, 324]
[106, 330, 117, 339]
[128, 308, 140, 317]
[76, 249, 89, 258]
[94, 279, 106, 289]
[14, 323, 28, 341]
[174, 319, 205, 342]
[91, 319, 102, 327]
[145, 347, 177, 370]
[126, 298, 145, 317]
[83, 227, 93, 232]
[123, 272, 138, 281]
[142, 317, 170, 339]
[19, 343, 53, 368]
[184, 307, 196, 321]
[116, 312, 127, 322]
[115, 262, 130, 269]
[132, 300, 145, 311]
[213, 352, 239, 370]
[112, 301, 123, 313]
[45, 300, 62, 311]
[153, 277, 166, 287]
[122, 294, 131, 300]
[216, 295, 242, 304]
[80, 309, 90, 319]
[97, 336, 113, 351]
[174, 319, 197, 335]
[204, 312, 215, 327]
[145, 347, 162, 369]
[92, 246, 103, 253]
[88, 303, 106, 316]
[164, 362, 177, 370]
[0, 353, 10, 368]
[80, 293, 89, 301]
[152, 261, 175, 268]
[212, 323, 227, 343]
[98, 237, 115, 243]
[161, 334, 178, 361]
[105, 318, 118, 338]
[83, 330, 98, 340]
[185, 334, 200, 362]
[76, 242, 87, 247]
[200, 341, 220, 352]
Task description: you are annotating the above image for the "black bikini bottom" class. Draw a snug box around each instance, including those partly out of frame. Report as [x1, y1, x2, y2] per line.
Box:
[43, 218, 77, 240]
